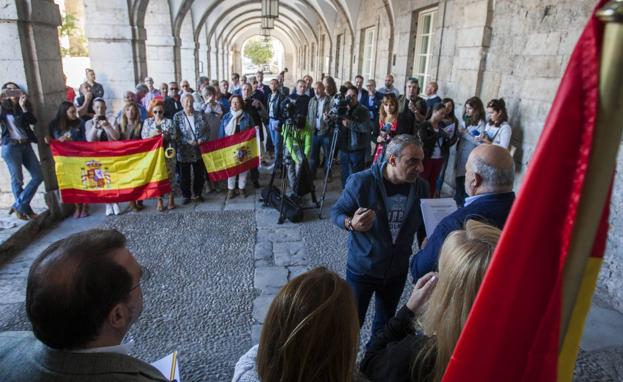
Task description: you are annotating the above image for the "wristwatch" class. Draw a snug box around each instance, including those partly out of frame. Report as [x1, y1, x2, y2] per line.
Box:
[346, 217, 354, 232]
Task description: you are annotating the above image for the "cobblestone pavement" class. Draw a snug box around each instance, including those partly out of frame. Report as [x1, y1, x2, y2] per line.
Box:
[0, 173, 622, 381]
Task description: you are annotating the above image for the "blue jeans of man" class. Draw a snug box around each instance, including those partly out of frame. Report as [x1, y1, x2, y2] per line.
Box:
[268, 118, 282, 165]
[339, 149, 365, 188]
[346, 269, 407, 346]
[309, 133, 331, 177]
[1, 142, 44, 214]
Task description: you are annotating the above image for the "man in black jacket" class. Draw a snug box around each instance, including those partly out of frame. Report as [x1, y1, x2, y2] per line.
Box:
[242, 83, 266, 188]
[338, 86, 371, 188]
[163, 82, 182, 119]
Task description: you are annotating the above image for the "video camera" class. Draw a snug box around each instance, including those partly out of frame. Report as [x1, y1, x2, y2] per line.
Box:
[282, 97, 304, 129]
[328, 94, 349, 121]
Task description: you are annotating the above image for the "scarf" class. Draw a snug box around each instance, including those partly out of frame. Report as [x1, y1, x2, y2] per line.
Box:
[225, 109, 243, 136]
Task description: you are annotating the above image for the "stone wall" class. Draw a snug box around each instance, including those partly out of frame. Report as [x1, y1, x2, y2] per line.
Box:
[320, 0, 623, 311]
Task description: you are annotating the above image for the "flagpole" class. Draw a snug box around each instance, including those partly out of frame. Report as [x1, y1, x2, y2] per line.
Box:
[559, 0, 623, 379]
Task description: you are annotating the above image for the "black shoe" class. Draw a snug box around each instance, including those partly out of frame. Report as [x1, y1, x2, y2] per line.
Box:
[194, 195, 205, 202]
[182, 198, 191, 205]
[253, 181, 261, 189]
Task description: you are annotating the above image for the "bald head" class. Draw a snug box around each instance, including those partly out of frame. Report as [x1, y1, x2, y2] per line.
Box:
[465, 144, 515, 196]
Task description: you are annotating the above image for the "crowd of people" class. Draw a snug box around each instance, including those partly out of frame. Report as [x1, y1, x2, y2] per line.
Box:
[0, 67, 518, 381]
[2, 68, 513, 219]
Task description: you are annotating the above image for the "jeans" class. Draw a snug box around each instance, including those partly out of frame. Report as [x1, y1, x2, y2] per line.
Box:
[1, 143, 43, 214]
[268, 119, 282, 164]
[179, 160, 205, 199]
[339, 149, 366, 188]
[309, 133, 331, 177]
[346, 269, 407, 346]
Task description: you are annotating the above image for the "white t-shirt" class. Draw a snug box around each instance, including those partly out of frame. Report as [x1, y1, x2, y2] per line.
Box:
[484, 122, 512, 149]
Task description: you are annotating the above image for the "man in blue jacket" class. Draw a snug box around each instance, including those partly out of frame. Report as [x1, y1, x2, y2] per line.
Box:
[331, 134, 428, 342]
[410, 144, 515, 281]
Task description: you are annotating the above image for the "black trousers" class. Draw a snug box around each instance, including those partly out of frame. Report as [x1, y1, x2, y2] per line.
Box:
[179, 160, 206, 199]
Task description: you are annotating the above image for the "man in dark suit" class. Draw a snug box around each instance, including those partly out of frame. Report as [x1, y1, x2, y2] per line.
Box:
[410, 144, 516, 281]
[0, 229, 167, 382]
[277, 71, 290, 97]
[354, 75, 369, 109]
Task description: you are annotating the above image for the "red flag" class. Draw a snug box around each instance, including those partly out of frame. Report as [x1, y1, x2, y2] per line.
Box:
[442, 2, 610, 381]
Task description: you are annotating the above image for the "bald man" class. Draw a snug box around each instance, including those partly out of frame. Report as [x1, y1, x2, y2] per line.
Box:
[410, 144, 516, 281]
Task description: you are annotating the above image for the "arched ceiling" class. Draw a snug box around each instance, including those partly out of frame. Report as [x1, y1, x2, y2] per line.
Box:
[223, 19, 304, 49]
[213, 7, 316, 49]
[129, 0, 400, 59]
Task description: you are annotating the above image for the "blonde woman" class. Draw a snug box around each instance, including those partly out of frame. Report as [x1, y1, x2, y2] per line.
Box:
[233, 267, 360, 382]
[142, 99, 177, 211]
[361, 220, 501, 382]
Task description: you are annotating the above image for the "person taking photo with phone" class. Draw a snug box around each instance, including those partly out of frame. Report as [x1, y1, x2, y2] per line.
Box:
[0, 82, 43, 221]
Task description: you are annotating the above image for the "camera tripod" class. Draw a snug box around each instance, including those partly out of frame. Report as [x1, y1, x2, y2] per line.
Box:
[266, 123, 319, 224]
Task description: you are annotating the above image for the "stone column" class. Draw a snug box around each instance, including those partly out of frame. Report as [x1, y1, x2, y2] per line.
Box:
[84, 0, 141, 112]
[0, 0, 66, 216]
[180, 40, 197, 85]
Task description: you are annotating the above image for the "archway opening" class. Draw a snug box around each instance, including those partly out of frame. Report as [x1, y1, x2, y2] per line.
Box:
[240, 36, 284, 77]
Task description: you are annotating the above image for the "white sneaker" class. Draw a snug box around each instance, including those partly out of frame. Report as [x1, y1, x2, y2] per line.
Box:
[112, 203, 120, 215]
[105, 204, 113, 216]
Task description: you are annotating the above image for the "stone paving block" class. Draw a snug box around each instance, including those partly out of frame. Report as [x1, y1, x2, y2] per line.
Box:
[288, 265, 311, 280]
[273, 242, 307, 267]
[267, 228, 301, 242]
[254, 266, 288, 294]
[254, 241, 272, 260]
[252, 294, 276, 324]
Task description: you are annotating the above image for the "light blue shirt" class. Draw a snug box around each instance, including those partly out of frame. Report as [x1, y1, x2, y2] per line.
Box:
[464, 192, 494, 207]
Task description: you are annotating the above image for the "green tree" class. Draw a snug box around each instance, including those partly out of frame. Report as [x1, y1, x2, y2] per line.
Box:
[59, 13, 89, 57]
[243, 38, 273, 66]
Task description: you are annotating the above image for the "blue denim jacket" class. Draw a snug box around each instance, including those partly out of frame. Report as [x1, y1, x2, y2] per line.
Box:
[218, 111, 253, 138]
[331, 162, 429, 280]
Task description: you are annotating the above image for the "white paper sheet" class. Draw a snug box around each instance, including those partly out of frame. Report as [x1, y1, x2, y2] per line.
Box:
[420, 198, 458, 237]
[151, 351, 181, 382]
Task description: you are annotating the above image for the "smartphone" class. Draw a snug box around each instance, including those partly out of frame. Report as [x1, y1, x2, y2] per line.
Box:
[4, 89, 22, 98]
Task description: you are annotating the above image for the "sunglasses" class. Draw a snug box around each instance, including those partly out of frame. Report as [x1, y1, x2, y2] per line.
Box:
[153, 110, 164, 115]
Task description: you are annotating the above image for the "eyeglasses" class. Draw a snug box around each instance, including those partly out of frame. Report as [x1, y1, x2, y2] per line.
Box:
[153, 110, 164, 115]
[130, 266, 151, 292]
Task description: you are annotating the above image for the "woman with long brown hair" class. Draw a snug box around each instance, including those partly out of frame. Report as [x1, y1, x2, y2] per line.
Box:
[372, 95, 399, 163]
[233, 267, 360, 382]
[454, 97, 485, 207]
[361, 220, 501, 382]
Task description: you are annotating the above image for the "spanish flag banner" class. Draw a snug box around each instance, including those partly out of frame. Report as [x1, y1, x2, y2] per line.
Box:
[50, 136, 171, 203]
[200, 128, 259, 181]
[443, 1, 620, 381]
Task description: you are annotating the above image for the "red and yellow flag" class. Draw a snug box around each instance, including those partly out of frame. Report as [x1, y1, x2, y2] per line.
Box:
[200, 128, 259, 181]
[50, 136, 171, 203]
[443, 1, 617, 381]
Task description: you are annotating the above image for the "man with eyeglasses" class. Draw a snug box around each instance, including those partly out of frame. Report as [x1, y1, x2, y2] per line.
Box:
[0, 229, 167, 382]
[164, 81, 182, 119]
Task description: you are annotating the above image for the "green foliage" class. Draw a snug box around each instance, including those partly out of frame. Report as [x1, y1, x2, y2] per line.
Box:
[243, 38, 274, 66]
[59, 13, 89, 57]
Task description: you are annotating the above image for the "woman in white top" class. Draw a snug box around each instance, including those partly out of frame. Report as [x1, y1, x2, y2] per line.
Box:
[480, 98, 512, 150]
[85, 98, 122, 216]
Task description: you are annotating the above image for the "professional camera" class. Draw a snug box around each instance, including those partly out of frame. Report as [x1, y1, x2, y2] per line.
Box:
[282, 97, 305, 129]
[328, 94, 348, 120]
